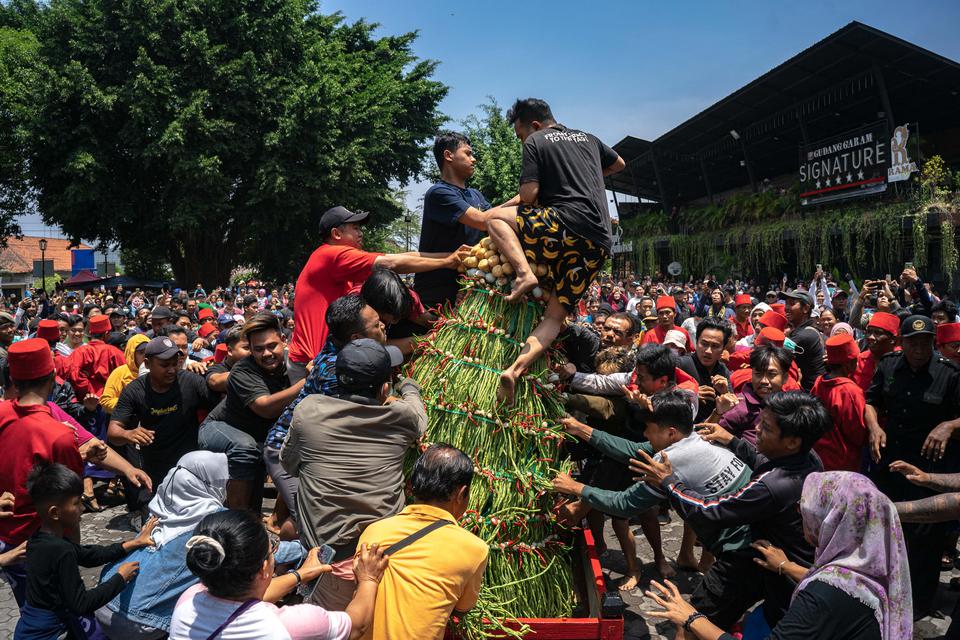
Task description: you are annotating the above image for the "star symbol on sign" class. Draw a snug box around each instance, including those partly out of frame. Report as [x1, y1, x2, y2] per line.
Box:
[825, 177, 832, 187]
[846, 173, 853, 183]
[857, 170, 864, 180]
[816, 180, 821, 189]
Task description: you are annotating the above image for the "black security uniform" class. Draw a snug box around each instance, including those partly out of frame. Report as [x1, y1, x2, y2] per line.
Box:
[867, 315, 960, 616]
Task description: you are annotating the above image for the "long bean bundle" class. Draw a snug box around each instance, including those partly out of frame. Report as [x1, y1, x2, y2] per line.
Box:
[405, 272, 574, 639]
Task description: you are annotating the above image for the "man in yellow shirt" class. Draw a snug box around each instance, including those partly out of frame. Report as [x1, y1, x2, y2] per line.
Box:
[357, 444, 488, 640]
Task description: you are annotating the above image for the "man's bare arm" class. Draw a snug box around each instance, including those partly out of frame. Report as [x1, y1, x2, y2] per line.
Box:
[896, 493, 960, 523]
[603, 155, 626, 176]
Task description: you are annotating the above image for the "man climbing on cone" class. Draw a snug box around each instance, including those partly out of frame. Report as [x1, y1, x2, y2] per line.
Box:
[482, 98, 625, 403]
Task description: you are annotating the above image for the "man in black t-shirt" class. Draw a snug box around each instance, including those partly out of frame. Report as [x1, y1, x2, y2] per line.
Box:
[483, 98, 625, 403]
[107, 336, 217, 500]
[199, 313, 305, 509]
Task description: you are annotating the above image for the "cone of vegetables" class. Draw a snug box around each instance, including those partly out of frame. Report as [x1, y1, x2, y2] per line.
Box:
[405, 240, 573, 639]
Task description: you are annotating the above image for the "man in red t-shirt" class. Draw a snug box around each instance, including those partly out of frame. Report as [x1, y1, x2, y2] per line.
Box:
[0, 338, 84, 607]
[641, 296, 694, 352]
[287, 206, 469, 382]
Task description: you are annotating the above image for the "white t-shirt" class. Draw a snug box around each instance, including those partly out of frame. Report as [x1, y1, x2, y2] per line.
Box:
[169, 584, 351, 640]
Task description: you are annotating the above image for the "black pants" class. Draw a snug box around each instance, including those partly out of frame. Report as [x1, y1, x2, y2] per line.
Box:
[692, 548, 798, 630]
[903, 521, 951, 619]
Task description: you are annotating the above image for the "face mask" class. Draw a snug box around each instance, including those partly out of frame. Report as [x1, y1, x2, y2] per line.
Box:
[783, 337, 804, 355]
[216, 301, 224, 308]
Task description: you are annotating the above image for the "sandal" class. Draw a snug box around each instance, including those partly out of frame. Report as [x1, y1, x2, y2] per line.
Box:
[81, 494, 104, 513]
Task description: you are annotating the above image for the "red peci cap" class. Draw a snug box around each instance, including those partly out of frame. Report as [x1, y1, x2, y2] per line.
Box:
[937, 322, 960, 345]
[198, 308, 215, 321]
[867, 311, 900, 337]
[9, 338, 54, 380]
[770, 303, 786, 315]
[36, 319, 61, 342]
[758, 310, 789, 331]
[756, 326, 786, 347]
[656, 295, 676, 311]
[825, 333, 860, 364]
[734, 294, 753, 307]
[214, 343, 228, 363]
[198, 323, 218, 339]
[88, 315, 111, 335]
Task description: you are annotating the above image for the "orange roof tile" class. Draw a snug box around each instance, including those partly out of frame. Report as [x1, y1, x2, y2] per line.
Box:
[0, 236, 93, 274]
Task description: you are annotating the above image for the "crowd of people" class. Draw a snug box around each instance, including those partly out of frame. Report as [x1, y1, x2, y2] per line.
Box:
[0, 96, 955, 640]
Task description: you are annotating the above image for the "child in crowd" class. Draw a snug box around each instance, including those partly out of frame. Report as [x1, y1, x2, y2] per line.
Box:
[14, 462, 156, 640]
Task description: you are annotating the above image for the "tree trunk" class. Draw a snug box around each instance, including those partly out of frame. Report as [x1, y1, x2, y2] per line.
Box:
[169, 232, 237, 289]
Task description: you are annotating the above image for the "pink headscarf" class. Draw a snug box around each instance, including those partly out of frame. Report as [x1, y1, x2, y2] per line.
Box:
[797, 472, 912, 640]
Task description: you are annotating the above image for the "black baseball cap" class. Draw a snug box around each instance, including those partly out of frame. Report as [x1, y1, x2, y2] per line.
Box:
[335, 338, 403, 392]
[782, 289, 814, 307]
[145, 336, 181, 360]
[901, 314, 935, 338]
[319, 206, 369, 237]
[150, 305, 174, 320]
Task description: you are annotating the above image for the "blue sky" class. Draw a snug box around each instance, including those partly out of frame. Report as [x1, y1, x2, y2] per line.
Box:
[21, 0, 960, 238]
[320, 0, 960, 212]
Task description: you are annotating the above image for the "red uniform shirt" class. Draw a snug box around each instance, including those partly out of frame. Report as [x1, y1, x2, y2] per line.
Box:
[853, 347, 899, 392]
[641, 325, 695, 352]
[288, 244, 381, 364]
[64, 339, 125, 397]
[733, 318, 754, 339]
[729, 363, 802, 393]
[0, 400, 84, 545]
[811, 374, 868, 472]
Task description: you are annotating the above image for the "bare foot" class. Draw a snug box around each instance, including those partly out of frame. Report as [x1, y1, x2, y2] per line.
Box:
[655, 556, 677, 579]
[262, 514, 281, 535]
[505, 272, 538, 303]
[676, 553, 700, 572]
[498, 370, 517, 405]
[698, 554, 715, 574]
[618, 570, 643, 591]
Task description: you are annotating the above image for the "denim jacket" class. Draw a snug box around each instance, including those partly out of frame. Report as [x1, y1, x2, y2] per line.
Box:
[99, 528, 305, 631]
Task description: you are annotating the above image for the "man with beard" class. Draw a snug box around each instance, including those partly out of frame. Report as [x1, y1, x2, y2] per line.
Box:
[199, 313, 305, 509]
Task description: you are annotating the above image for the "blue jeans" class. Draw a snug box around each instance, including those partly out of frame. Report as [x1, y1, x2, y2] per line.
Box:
[198, 420, 262, 480]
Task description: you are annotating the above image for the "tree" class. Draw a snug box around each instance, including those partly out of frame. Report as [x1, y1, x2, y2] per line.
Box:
[425, 97, 523, 205]
[0, 23, 38, 242]
[6, 0, 446, 286]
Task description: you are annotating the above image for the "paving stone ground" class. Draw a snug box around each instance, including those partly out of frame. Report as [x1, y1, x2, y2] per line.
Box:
[0, 498, 956, 639]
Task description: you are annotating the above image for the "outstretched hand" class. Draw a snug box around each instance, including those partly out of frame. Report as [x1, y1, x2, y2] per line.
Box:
[629, 449, 673, 487]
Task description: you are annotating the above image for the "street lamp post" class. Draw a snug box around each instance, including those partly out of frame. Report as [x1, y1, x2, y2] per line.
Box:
[38, 238, 48, 294]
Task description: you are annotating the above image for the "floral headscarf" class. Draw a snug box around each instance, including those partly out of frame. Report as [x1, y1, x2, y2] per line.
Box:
[797, 471, 912, 640]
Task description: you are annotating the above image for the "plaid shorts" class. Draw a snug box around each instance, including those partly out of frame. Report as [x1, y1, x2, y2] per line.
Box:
[516, 206, 607, 311]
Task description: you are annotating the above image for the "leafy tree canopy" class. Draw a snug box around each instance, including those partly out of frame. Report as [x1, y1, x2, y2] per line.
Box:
[1, 0, 446, 285]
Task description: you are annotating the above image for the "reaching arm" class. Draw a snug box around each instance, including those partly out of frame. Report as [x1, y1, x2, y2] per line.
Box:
[896, 493, 960, 523]
[206, 371, 230, 393]
[569, 371, 630, 396]
[374, 251, 460, 274]
[581, 481, 664, 519]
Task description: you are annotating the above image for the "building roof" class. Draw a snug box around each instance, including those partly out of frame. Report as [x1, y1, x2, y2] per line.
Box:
[0, 236, 93, 275]
[607, 21, 960, 204]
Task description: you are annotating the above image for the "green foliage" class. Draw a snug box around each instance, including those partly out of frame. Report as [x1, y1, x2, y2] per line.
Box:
[119, 246, 174, 281]
[362, 209, 421, 254]
[3, 0, 446, 285]
[921, 155, 953, 202]
[0, 24, 38, 242]
[461, 99, 523, 205]
[33, 272, 62, 292]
